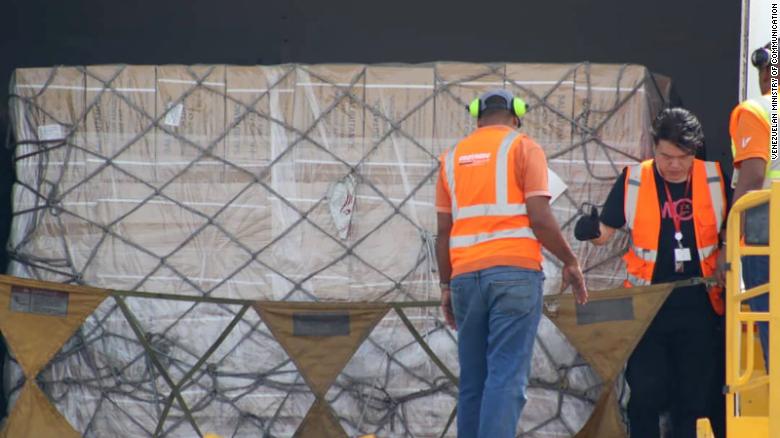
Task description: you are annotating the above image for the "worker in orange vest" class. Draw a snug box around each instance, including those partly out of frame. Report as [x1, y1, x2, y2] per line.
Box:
[436, 89, 588, 438]
[720, 41, 778, 368]
[574, 108, 730, 438]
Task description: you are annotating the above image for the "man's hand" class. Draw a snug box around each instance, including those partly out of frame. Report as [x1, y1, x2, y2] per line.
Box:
[561, 261, 588, 305]
[574, 206, 601, 241]
[440, 287, 456, 330]
[715, 250, 727, 287]
[527, 196, 589, 305]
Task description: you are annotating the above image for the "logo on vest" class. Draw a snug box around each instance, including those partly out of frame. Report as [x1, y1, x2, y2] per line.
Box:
[741, 136, 752, 149]
[458, 153, 491, 166]
[661, 198, 693, 221]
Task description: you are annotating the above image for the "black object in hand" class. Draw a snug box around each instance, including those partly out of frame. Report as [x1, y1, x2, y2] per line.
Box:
[574, 207, 601, 241]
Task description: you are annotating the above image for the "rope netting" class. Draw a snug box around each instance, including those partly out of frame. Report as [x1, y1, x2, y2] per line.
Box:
[5, 62, 667, 437]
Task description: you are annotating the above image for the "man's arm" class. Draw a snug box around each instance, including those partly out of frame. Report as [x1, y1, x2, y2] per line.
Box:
[716, 158, 765, 285]
[731, 108, 769, 204]
[732, 158, 767, 204]
[436, 213, 453, 285]
[436, 212, 456, 329]
[527, 196, 588, 304]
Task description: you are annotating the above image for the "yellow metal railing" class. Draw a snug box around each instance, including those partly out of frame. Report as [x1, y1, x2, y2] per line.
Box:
[725, 180, 780, 437]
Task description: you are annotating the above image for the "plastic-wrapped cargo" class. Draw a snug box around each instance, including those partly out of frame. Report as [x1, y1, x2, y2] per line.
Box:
[6, 62, 668, 437]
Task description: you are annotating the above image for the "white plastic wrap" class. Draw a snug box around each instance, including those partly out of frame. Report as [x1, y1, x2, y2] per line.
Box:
[6, 63, 667, 437]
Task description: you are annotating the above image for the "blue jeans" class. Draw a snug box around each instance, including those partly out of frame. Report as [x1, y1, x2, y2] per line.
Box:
[743, 255, 770, 368]
[450, 266, 544, 438]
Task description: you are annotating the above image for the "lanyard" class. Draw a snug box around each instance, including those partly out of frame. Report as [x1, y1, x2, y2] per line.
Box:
[662, 174, 691, 243]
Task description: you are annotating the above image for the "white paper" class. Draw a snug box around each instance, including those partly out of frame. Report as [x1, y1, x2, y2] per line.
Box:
[327, 174, 357, 240]
[675, 247, 692, 262]
[548, 168, 568, 203]
[37, 124, 64, 141]
[163, 103, 184, 127]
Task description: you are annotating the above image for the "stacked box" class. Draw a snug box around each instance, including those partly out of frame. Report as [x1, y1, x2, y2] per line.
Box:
[7, 63, 668, 437]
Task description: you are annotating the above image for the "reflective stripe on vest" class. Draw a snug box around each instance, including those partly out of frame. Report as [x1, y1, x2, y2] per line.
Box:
[747, 95, 771, 122]
[627, 272, 651, 286]
[450, 228, 537, 249]
[625, 164, 656, 259]
[760, 95, 780, 181]
[445, 130, 536, 249]
[624, 165, 642, 232]
[703, 161, 725, 232]
[698, 243, 718, 262]
[631, 246, 657, 262]
[445, 131, 527, 219]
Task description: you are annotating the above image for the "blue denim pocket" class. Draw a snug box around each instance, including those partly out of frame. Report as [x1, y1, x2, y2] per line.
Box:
[489, 276, 540, 317]
[450, 281, 470, 322]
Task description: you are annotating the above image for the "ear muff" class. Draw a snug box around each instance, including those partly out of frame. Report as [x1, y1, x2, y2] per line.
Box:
[752, 46, 771, 68]
[512, 97, 527, 118]
[469, 98, 481, 118]
[468, 94, 528, 118]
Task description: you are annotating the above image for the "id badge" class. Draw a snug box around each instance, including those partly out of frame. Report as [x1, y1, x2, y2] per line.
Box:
[675, 247, 692, 263]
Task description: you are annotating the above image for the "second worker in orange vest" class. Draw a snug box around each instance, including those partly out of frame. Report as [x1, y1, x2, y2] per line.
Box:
[722, 42, 778, 371]
[574, 107, 730, 438]
[436, 90, 587, 438]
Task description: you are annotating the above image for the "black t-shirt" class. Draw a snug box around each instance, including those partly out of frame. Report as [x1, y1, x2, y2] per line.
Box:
[600, 163, 732, 310]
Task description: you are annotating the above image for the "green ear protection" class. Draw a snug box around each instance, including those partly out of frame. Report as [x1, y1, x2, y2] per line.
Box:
[468, 90, 527, 118]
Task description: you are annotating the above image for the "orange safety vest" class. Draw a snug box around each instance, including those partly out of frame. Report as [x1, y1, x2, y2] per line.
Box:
[441, 129, 542, 278]
[622, 159, 727, 315]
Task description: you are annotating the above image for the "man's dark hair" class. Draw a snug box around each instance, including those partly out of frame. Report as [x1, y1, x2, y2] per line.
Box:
[651, 107, 704, 155]
[479, 95, 513, 119]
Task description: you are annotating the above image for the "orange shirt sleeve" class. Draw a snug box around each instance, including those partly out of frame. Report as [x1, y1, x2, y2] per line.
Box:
[514, 137, 550, 198]
[732, 108, 769, 167]
[435, 156, 451, 213]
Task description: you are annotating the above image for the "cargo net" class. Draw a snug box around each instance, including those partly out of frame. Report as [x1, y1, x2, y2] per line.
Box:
[6, 63, 668, 436]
